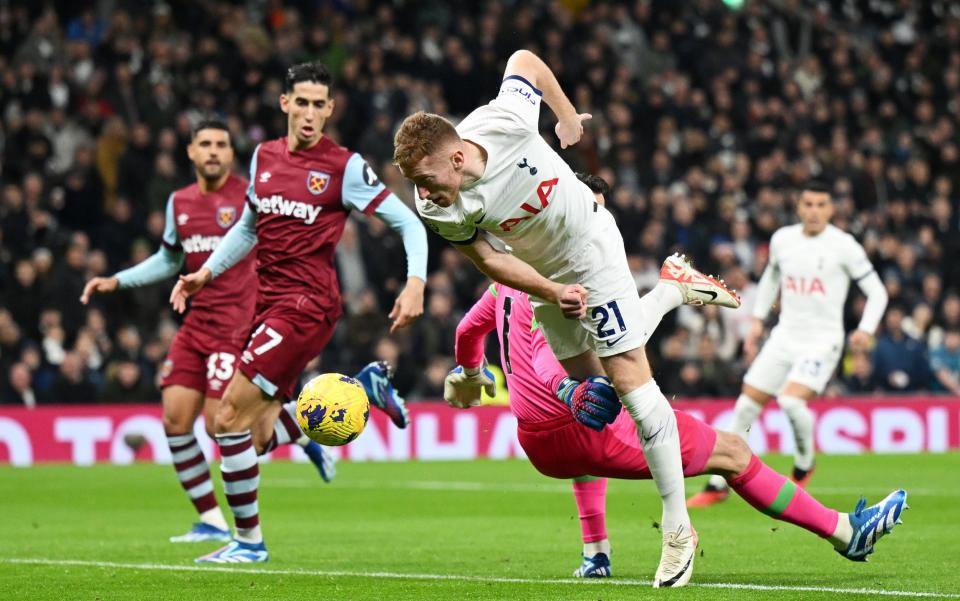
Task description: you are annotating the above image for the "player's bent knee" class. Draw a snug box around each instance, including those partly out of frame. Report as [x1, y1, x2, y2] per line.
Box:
[742, 383, 773, 405]
[213, 397, 242, 434]
[161, 412, 192, 436]
[707, 432, 752, 477]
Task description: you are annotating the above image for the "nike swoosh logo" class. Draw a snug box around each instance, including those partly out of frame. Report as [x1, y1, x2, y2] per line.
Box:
[642, 424, 664, 443]
[693, 288, 718, 300]
[606, 334, 627, 347]
[475, 212, 487, 224]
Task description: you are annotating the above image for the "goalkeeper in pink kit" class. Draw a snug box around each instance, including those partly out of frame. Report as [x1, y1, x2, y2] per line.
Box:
[446, 176, 908, 580]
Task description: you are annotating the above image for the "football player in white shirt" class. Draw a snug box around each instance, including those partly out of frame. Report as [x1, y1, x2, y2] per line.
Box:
[393, 49, 740, 588]
[688, 182, 889, 507]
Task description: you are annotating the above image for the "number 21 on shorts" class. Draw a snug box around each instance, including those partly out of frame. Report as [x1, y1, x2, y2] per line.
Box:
[591, 300, 628, 346]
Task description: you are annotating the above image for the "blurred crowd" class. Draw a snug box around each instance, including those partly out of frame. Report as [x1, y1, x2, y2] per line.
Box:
[2, 0, 960, 406]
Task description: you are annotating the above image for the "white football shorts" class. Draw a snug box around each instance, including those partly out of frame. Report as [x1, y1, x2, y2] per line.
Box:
[743, 327, 844, 395]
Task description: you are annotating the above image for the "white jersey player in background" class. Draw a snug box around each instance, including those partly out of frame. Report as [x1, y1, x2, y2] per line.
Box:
[393, 49, 740, 588]
[688, 181, 889, 507]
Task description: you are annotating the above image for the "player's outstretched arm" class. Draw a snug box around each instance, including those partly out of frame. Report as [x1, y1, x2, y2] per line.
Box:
[82, 193, 186, 304]
[503, 49, 591, 148]
[342, 154, 428, 332]
[456, 237, 587, 319]
[849, 268, 888, 352]
[81, 246, 185, 304]
[455, 286, 498, 368]
[372, 194, 428, 332]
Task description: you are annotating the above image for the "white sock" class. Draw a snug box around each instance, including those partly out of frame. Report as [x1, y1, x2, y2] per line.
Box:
[620, 380, 689, 533]
[584, 539, 611, 556]
[707, 394, 763, 490]
[235, 524, 263, 545]
[296, 435, 310, 447]
[828, 512, 852, 550]
[638, 282, 683, 345]
[777, 394, 815, 470]
[199, 507, 230, 532]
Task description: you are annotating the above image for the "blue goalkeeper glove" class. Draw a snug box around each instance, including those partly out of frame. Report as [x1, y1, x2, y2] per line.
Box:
[556, 375, 621, 431]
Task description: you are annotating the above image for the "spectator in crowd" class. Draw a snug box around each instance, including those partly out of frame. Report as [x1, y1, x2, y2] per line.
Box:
[2, 362, 37, 407]
[930, 328, 960, 396]
[872, 306, 932, 393]
[842, 351, 881, 395]
[50, 350, 98, 403]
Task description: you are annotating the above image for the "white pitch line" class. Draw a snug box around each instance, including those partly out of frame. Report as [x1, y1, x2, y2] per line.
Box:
[3, 558, 957, 598]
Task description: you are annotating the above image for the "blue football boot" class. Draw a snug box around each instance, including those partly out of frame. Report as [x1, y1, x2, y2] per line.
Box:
[573, 552, 612, 578]
[302, 440, 336, 483]
[839, 489, 908, 561]
[196, 539, 269, 564]
[355, 361, 409, 428]
[169, 522, 232, 543]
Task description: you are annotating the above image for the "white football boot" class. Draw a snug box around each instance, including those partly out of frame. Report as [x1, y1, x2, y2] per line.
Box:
[653, 524, 698, 588]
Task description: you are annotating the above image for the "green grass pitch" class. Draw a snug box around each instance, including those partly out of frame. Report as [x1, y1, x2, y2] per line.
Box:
[1, 453, 958, 600]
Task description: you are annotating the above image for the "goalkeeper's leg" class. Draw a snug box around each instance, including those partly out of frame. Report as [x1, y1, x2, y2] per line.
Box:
[571, 477, 611, 578]
[706, 433, 837, 537]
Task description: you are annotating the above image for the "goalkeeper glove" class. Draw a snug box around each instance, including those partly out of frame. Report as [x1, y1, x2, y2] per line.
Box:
[443, 360, 496, 408]
[556, 375, 621, 431]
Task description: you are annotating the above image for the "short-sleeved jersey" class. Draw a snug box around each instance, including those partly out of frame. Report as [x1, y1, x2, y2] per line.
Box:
[415, 76, 598, 283]
[457, 283, 569, 424]
[246, 136, 391, 309]
[165, 174, 256, 330]
[762, 224, 875, 336]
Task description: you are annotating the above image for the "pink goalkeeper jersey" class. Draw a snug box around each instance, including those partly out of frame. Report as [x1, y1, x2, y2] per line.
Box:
[455, 283, 571, 425]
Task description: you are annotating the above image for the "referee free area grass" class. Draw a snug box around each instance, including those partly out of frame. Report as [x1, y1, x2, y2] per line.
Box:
[1, 454, 957, 600]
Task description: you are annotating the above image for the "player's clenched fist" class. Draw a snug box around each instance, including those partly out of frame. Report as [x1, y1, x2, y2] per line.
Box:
[443, 362, 496, 408]
[556, 376, 621, 432]
[556, 284, 587, 320]
[169, 268, 213, 314]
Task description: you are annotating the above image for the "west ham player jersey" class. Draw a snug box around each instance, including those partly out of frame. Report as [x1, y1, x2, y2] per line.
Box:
[415, 76, 600, 284]
[164, 174, 256, 328]
[246, 136, 390, 308]
[758, 224, 875, 336]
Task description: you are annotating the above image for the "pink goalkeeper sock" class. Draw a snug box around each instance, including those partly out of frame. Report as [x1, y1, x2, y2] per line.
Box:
[729, 455, 839, 538]
[572, 478, 608, 543]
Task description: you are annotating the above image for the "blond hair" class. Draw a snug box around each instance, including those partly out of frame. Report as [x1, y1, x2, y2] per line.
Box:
[393, 111, 461, 174]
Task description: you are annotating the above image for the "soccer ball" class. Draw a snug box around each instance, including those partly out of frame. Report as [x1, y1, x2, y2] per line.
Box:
[296, 373, 370, 446]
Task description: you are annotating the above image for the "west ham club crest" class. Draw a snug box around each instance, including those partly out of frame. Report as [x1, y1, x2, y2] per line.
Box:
[217, 206, 237, 228]
[307, 170, 330, 195]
